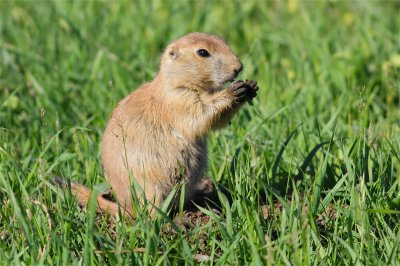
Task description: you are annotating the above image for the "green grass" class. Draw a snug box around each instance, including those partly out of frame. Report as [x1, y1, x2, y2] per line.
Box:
[1, 1, 400, 264]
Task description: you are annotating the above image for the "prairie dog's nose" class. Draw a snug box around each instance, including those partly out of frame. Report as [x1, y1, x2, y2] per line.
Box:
[233, 61, 243, 77]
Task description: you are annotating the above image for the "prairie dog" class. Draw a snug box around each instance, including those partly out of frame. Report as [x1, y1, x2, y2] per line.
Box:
[68, 32, 258, 218]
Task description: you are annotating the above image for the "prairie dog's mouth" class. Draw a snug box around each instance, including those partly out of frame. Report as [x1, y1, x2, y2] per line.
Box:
[221, 78, 236, 90]
[224, 72, 239, 84]
[211, 71, 240, 92]
[222, 73, 239, 88]
[222, 78, 233, 87]
[210, 79, 233, 93]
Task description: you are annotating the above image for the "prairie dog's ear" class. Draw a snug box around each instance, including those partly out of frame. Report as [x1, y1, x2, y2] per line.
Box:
[168, 44, 179, 59]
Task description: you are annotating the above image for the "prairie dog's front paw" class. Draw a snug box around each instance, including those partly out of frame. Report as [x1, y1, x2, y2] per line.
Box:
[243, 79, 259, 101]
[228, 80, 247, 103]
[228, 79, 259, 103]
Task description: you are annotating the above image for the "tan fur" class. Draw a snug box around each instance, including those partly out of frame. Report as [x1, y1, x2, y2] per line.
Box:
[70, 32, 255, 218]
[69, 182, 127, 218]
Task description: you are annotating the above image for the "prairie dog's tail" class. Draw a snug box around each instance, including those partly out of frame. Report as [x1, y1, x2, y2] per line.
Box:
[55, 177, 132, 219]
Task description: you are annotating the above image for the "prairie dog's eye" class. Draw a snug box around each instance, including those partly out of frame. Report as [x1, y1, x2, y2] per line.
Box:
[197, 49, 210, 58]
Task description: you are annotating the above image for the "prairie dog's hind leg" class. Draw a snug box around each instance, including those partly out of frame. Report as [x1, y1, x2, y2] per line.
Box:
[194, 178, 215, 194]
[186, 178, 231, 211]
[140, 185, 168, 217]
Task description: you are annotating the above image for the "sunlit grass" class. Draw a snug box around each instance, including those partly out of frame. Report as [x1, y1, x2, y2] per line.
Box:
[1, 1, 399, 264]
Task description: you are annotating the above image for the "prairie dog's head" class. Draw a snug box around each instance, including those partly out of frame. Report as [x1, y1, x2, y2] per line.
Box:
[160, 32, 243, 91]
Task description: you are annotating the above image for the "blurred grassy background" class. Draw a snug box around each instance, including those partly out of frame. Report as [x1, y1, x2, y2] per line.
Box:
[1, 1, 400, 264]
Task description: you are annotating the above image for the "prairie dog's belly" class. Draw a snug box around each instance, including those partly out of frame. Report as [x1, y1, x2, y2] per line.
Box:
[127, 128, 208, 186]
[102, 119, 207, 197]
